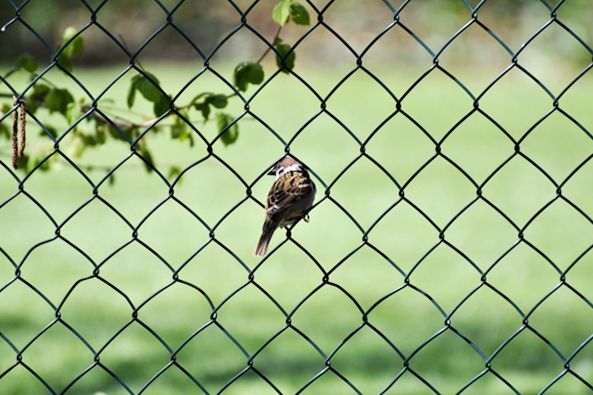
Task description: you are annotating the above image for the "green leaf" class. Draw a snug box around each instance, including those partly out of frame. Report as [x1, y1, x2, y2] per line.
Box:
[39, 126, 58, 139]
[192, 93, 228, 121]
[233, 62, 264, 92]
[189, 92, 211, 106]
[63, 36, 85, 57]
[104, 124, 136, 141]
[94, 127, 106, 145]
[14, 55, 38, 73]
[138, 147, 154, 173]
[126, 127, 140, 141]
[275, 43, 296, 73]
[216, 112, 239, 146]
[57, 27, 84, 72]
[25, 99, 38, 115]
[207, 94, 228, 109]
[62, 27, 78, 42]
[191, 93, 211, 119]
[138, 79, 162, 103]
[290, 2, 310, 25]
[194, 102, 210, 120]
[168, 166, 182, 182]
[31, 84, 50, 102]
[153, 94, 170, 117]
[38, 157, 51, 172]
[171, 124, 183, 139]
[178, 130, 190, 145]
[0, 123, 9, 139]
[172, 110, 193, 144]
[171, 114, 189, 139]
[136, 73, 163, 103]
[70, 36, 84, 56]
[16, 154, 28, 171]
[273, 1, 292, 26]
[127, 77, 139, 108]
[45, 88, 74, 115]
[70, 135, 86, 158]
[66, 101, 82, 125]
[82, 134, 97, 146]
[128, 72, 163, 108]
[57, 54, 73, 72]
[103, 124, 121, 140]
[62, 27, 84, 56]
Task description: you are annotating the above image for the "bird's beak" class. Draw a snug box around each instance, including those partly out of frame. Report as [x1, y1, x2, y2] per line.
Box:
[267, 168, 276, 176]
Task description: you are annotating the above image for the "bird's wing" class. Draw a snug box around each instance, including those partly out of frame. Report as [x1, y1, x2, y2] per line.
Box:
[266, 172, 315, 218]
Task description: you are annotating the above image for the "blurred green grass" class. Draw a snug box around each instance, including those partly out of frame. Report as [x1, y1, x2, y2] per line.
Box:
[1, 60, 593, 394]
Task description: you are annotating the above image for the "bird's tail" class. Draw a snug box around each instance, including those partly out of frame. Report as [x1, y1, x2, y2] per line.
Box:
[253, 222, 277, 257]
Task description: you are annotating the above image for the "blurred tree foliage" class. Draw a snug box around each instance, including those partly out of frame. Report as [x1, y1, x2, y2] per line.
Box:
[1, 0, 591, 67]
[1, 0, 219, 64]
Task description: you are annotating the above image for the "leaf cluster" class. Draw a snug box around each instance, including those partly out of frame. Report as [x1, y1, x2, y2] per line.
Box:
[1, 2, 311, 182]
[127, 72, 171, 118]
[273, 1, 310, 26]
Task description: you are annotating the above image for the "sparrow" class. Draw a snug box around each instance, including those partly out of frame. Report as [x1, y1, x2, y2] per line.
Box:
[253, 156, 316, 257]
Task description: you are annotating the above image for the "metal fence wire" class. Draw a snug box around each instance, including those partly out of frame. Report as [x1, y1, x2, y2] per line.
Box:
[1, 0, 593, 394]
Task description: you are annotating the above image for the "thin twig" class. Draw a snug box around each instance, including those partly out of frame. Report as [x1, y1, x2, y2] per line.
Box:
[256, 25, 283, 64]
[119, 34, 145, 72]
[3, 69, 16, 80]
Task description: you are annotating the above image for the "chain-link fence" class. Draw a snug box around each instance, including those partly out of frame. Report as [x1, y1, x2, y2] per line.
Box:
[1, 0, 593, 394]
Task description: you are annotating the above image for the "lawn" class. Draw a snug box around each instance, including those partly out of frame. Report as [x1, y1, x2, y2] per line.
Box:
[1, 59, 593, 394]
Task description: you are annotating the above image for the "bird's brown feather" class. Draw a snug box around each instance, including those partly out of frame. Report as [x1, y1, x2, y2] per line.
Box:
[266, 171, 314, 217]
[254, 159, 316, 257]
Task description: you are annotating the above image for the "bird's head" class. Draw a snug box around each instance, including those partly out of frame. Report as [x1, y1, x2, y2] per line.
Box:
[268, 157, 305, 179]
